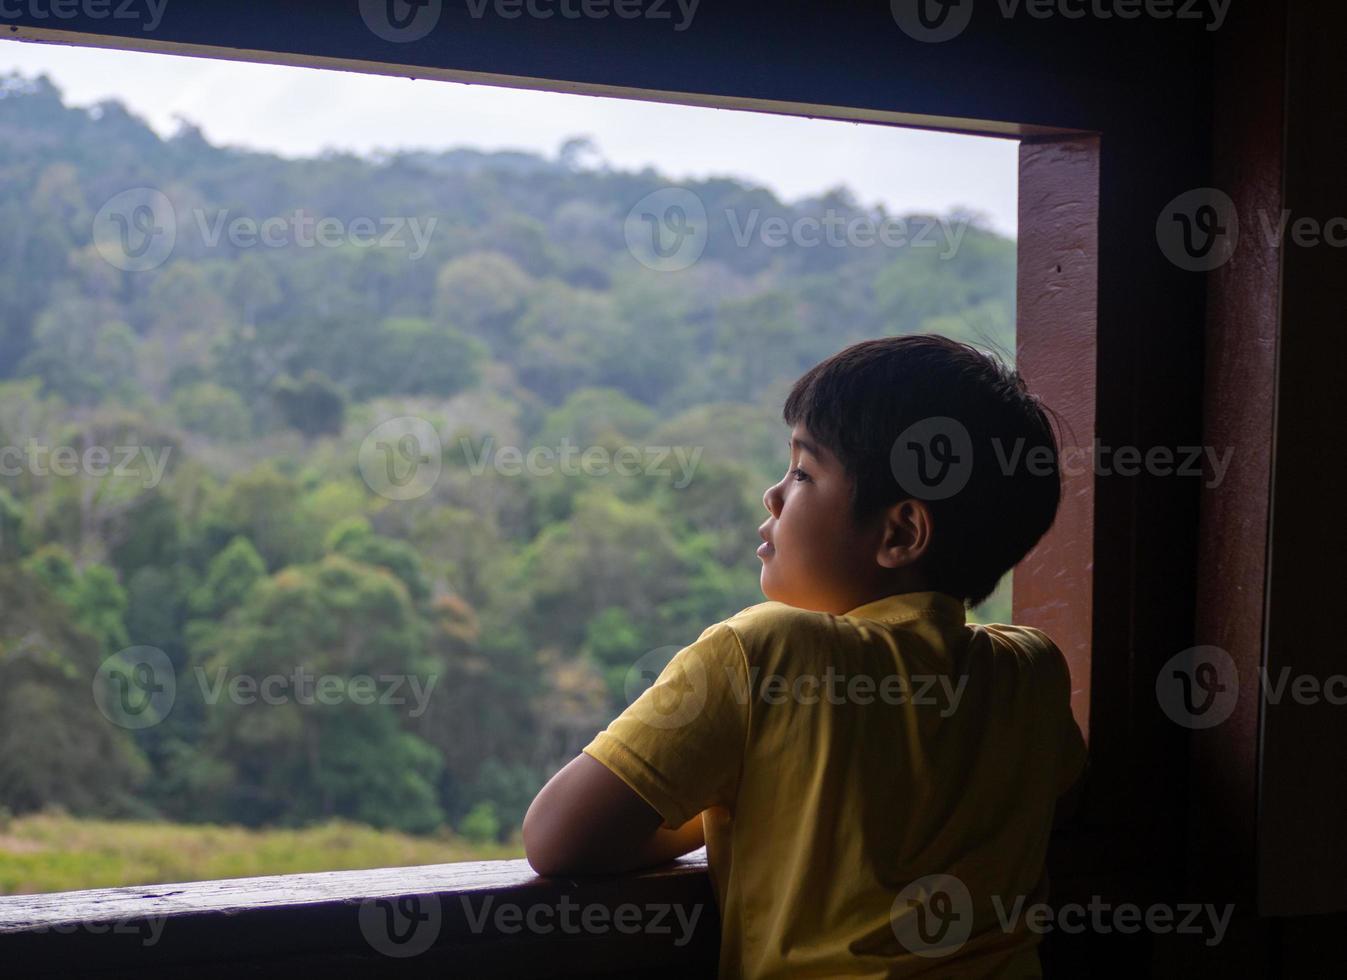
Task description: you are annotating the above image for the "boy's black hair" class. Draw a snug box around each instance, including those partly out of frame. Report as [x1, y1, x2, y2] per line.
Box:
[782, 334, 1061, 607]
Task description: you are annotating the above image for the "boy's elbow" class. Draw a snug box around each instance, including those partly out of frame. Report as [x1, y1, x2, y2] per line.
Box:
[522, 794, 576, 877]
[524, 845, 564, 878]
[522, 801, 555, 875]
[523, 752, 663, 876]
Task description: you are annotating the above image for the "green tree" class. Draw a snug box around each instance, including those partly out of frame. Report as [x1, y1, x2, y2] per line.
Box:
[171, 382, 253, 442]
[326, 517, 430, 602]
[0, 487, 28, 560]
[433, 251, 532, 352]
[190, 535, 266, 619]
[271, 370, 346, 439]
[0, 71, 1020, 848]
[198, 465, 322, 571]
[23, 544, 129, 655]
[192, 555, 442, 831]
[352, 317, 485, 399]
[0, 567, 149, 815]
[458, 801, 501, 844]
[16, 300, 139, 406]
[514, 490, 692, 652]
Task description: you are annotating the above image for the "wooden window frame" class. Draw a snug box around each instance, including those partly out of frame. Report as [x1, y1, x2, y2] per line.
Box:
[2, 5, 1245, 972]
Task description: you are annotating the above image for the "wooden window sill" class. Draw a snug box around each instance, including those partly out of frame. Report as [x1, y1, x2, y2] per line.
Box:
[0, 850, 719, 978]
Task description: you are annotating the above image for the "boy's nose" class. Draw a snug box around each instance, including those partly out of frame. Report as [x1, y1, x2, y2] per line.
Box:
[763, 481, 783, 517]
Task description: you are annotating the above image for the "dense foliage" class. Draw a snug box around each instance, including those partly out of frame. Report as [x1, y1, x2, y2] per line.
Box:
[0, 72, 1014, 843]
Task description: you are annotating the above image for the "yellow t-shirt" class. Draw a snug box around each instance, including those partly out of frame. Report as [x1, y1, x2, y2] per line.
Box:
[583, 591, 1086, 979]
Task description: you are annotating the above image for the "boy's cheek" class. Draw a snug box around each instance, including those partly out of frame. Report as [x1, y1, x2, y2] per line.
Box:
[759, 556, 787, 600]
[761, 550, 806, 604]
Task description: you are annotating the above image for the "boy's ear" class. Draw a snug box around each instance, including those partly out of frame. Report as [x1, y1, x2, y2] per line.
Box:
[874, 498, 933, 569]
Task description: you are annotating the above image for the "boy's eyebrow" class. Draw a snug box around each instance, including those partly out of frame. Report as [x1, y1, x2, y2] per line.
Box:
[789, 435, 824, 461]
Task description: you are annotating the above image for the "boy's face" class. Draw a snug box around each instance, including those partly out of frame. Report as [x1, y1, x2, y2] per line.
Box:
[758, 424, 887, 614]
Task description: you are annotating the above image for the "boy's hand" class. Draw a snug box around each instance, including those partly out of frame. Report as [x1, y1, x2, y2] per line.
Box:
[523, 754, 705, 876]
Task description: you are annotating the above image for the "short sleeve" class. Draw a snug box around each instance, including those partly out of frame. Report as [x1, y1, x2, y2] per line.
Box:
[583, 622, 749, 829]
[1059, 707, 1087, 794]
[1018, 625, 1087, 794]
[1036, 629, 1087, 794]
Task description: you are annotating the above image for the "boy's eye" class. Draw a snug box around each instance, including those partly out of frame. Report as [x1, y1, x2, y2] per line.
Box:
[790, 467, 810, 482]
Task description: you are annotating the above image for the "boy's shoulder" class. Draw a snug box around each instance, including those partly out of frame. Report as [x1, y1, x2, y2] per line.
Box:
[710, 600, 855, 667]
[978, 622, 1063, 658]
[721, 600, 837, 637]
[977, 621, 1072, 684]
[715, 604, 1068, 672]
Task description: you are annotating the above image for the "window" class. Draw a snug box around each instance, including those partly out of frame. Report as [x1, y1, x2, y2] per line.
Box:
[0, 41, 1031, 902]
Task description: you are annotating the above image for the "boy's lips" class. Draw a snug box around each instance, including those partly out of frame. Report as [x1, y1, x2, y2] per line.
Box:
[757, 529, 775, 558]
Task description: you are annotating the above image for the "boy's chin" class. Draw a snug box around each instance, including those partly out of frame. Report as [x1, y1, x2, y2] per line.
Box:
[760, 571, 830, 613]
[759, 569, 792, 606]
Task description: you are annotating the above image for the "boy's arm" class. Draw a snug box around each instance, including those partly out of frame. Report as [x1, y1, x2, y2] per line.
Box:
[1052, 755, 1086, 829]
[524, 621, 747, 877]
[1052, 703, 1089, 830]
[523, 754, 705, 876]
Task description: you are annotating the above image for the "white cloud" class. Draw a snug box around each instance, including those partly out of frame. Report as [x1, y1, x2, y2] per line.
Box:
[0, 39, 1017, 235]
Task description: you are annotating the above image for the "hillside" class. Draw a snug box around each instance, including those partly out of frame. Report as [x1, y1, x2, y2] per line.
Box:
[0, 70, 1015, 860]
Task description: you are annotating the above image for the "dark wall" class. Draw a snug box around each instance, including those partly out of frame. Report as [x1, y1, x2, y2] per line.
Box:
[6, 1, 1341, 975]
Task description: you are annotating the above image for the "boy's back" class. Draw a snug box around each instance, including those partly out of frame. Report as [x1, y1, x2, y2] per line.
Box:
[526, 335, 1080, 977]
[585, 592, 1085, 979]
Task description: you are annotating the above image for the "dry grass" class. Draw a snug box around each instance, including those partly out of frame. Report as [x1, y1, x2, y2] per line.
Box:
[0, 811, 521, 896]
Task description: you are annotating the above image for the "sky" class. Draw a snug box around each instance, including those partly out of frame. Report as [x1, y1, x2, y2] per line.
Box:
[0, 40, 1018, 236]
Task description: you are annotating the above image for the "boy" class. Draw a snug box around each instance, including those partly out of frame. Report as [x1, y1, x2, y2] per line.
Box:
[523, 335, 1087, 978]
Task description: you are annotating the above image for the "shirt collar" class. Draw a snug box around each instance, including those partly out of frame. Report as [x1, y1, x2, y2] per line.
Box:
[842, 591, 967, 625]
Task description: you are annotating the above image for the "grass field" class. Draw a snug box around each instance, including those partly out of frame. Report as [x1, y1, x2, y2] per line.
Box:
[0, 811, 523, 896]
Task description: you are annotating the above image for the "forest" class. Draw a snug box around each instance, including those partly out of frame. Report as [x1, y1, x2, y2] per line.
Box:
[0, 71, 1015, 865]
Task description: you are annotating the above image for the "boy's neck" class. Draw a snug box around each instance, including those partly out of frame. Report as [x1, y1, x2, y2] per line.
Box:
[796, 573, 949, 616]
